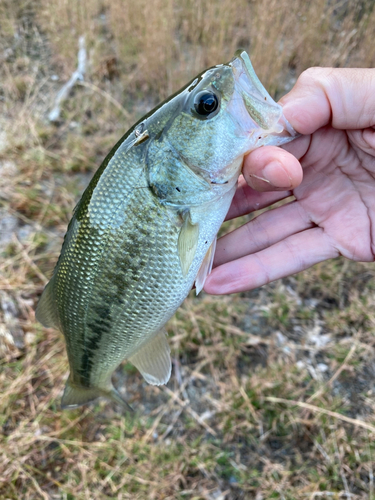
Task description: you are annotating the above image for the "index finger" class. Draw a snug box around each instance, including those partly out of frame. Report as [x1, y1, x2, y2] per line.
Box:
[280, 67, 375, 134]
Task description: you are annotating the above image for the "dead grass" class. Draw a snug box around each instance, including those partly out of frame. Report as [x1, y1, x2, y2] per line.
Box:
[1, 0, 375, 498]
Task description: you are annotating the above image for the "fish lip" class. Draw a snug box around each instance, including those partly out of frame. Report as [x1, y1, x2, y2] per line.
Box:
[227, 50, 299, 144]
[228, 50, 271, 102]
[229, 51, 283, 131]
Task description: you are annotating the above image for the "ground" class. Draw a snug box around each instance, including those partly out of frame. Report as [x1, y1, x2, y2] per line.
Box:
[1, 1, 375, 499]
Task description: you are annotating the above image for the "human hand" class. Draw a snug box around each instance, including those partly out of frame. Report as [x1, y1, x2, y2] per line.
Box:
[204, 68, 375, 294]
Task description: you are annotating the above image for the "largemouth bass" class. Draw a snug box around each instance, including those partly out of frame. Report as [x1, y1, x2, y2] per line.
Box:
[36, 51, 297, 410]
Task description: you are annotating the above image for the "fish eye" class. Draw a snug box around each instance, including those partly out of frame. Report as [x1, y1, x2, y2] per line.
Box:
[194, 92, 219, 117]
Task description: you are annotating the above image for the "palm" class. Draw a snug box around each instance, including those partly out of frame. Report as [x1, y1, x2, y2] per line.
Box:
[205, 125, 375, 294]
[293, 126, 375, 262]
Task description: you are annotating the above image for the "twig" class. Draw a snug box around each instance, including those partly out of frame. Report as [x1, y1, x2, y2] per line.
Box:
[265, 397, 375, 433]
[3, 205, 59, 238]
[13, 235, 48, 285]
[306, 343, 357, 404]
[77, 80, 131, 118]
[160, 407, 184, 441]
[48, 36, 86, 122]
[17, 463, 49, 500]
[162, 385, 217, 436]
[142, 358, 213, 443]
[333, 432, 352, 499]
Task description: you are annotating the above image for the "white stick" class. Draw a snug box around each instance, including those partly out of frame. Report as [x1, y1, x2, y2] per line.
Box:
[48, 36, 86, 122]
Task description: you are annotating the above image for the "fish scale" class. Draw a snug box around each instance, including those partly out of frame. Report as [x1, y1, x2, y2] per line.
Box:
[36, 51, 297, 410]
[84, 181, 181, 372]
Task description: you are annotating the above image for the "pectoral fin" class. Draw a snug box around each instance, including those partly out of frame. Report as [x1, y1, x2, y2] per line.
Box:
[178, 212, 199, 276]
[195, 236, 217, 295]
[128, 329, 171, 385]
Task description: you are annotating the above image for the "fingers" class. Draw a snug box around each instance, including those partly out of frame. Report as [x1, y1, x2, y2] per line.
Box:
[280, 67, 375, 134]
[242, 145, 303, 192]
[225, 175, 292, 220]
[216, 199, 314, 267]
[204, 227, 337, 294]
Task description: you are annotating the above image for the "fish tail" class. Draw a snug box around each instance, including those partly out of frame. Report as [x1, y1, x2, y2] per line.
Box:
[108, 387, 134, 412]
[61, 377, 133, 412]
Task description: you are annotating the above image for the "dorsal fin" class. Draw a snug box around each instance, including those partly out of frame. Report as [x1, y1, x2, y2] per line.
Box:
[35, 278, 60, 329]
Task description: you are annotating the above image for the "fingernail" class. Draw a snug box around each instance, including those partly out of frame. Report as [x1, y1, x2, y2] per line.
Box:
[262, 161, 292, 189]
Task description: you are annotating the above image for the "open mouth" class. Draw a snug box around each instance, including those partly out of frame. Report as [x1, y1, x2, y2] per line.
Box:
[227, 50, 299, 142]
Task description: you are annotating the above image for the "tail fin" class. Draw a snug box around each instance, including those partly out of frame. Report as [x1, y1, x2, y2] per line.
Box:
[35, 278, 60, 329]
[61, 377, 133, 412]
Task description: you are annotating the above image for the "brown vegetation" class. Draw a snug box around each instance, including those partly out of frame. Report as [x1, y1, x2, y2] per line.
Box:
[1, 0, 375, 498]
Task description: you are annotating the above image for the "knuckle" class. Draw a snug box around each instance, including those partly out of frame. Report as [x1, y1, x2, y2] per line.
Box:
[296, 67, 334, 92]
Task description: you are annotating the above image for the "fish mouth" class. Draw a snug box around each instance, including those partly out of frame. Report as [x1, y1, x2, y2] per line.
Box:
[227, 50, 298, 142]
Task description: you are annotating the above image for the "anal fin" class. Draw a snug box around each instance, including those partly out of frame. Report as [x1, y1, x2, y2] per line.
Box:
[195, 236, 217, 295]
[128, 330, 171, 385]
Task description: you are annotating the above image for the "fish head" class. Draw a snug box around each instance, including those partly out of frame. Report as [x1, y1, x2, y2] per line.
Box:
[161, 50, 297, 188]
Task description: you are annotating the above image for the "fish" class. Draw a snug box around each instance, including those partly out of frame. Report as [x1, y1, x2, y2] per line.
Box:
[36, 50, 298, 411]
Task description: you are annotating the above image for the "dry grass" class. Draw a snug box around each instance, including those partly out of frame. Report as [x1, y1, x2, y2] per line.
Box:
[1, 0, 375, 498]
